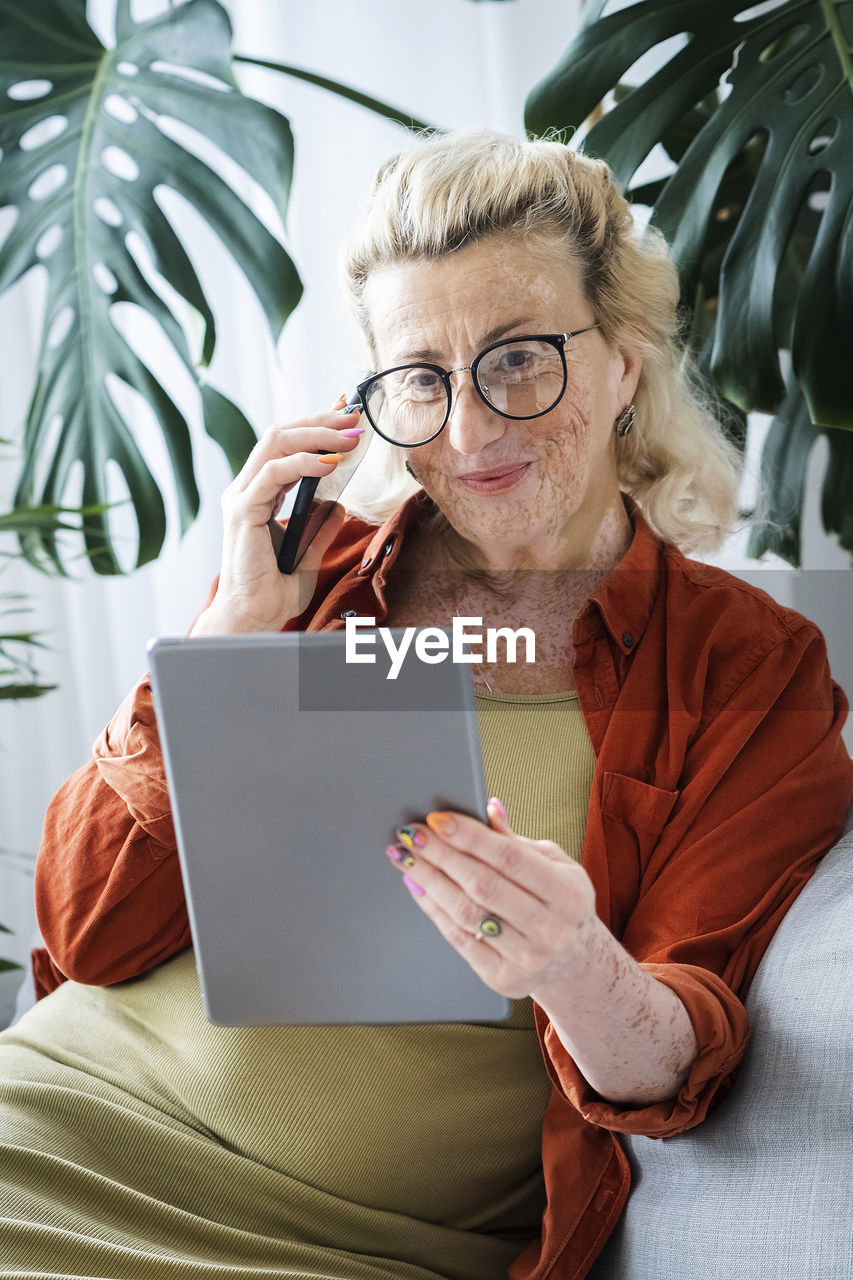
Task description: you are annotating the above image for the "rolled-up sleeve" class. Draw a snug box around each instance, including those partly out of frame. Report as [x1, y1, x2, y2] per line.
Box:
[34, 674, 192, 993]
[539, 963, 750, 1137]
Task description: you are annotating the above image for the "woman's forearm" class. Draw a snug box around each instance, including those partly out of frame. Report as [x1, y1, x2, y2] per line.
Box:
[531, 915, 699, 1107]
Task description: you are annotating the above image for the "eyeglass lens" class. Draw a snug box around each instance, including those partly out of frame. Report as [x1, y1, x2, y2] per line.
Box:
[364, 338, 565, 445]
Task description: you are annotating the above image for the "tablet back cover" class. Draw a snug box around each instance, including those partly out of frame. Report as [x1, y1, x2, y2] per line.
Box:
[148, 632, 510, 1025]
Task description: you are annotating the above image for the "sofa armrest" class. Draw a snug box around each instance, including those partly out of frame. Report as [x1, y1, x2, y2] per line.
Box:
[588, 808, 853, 1280]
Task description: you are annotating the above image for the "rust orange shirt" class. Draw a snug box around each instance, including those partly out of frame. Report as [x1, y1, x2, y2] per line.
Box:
[33, 494, 853, 1279]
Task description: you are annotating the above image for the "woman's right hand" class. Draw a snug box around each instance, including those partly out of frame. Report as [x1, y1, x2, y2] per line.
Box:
[190, 401, 362, 636]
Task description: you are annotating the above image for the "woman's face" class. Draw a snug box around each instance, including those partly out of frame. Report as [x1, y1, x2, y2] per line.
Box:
[363, 234, 642, 571]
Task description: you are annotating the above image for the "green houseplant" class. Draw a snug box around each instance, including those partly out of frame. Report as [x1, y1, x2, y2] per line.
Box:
[525, 0, 853, 564]
[3, 1, 851, 569]
[0, 0, 299, 574]
[0, 0, 433, 575]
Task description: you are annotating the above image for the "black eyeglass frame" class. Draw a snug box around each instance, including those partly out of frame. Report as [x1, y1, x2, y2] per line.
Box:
[354, 324, 600, 448]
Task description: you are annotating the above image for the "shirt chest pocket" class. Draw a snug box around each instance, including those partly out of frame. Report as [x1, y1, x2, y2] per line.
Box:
[600, 772, 679, 937]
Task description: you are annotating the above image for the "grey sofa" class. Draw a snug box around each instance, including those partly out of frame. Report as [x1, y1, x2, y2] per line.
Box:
[589, 809, 853, 1280]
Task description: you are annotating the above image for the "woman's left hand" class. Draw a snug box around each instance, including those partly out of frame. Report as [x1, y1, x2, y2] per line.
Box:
[386, 801, 597, 1000]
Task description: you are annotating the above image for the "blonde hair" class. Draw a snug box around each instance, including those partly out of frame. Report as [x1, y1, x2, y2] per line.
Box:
[341, 128, 740, 554]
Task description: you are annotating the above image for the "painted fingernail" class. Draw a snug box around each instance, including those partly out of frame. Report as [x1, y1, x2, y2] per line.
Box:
[320, 452, 343, 464]
[402, 873, 425, 898]
[426, 812, 456, 837]
[386, 845, 415, 868]
[342, 426, 365, 437]
[396, 824, 427, 850]
[487, 796, 508, 823]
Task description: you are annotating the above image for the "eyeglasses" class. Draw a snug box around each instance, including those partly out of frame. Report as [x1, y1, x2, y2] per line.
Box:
[355, 325, 599, 447]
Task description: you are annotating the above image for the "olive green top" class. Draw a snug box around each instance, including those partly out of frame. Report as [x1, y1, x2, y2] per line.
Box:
[0, 693, 596, 1280]
[474, 688, 596, 853]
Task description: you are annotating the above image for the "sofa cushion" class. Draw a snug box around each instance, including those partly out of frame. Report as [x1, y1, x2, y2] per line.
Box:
[589, 812, 853, 1280]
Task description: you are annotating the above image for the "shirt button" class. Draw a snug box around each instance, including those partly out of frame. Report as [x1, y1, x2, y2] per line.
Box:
[622, 631, 635, 648]
[341, 609, 358, 619]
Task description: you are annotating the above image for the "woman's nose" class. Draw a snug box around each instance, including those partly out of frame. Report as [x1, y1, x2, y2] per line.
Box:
[445, 375, 506, 455]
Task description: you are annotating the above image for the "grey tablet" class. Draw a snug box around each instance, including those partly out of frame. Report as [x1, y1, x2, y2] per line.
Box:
[147, 631, 511, 1026]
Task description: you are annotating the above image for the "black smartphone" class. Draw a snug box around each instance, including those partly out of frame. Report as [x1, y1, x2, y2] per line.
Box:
[272, 398, 367, 574]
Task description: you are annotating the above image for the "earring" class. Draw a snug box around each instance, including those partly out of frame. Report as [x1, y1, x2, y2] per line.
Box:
[614, 404, 635, 438]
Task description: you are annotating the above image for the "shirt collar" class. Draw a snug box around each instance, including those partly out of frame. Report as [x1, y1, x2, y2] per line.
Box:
[356, 489, 434, 577]
[583, 500, 664, 653]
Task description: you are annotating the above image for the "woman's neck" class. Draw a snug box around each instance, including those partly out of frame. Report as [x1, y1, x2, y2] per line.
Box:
[387, 500, 634, 695]
[441, 494, 633, 576]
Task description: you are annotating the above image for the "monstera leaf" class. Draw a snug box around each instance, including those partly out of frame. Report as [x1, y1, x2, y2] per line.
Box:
[746, 383, 853, 562]
[0, 0, 302, 573]
[525, 0, 853, 561]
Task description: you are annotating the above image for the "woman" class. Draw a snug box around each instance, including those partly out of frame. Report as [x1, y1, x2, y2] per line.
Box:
[3, 129, 852, 1280]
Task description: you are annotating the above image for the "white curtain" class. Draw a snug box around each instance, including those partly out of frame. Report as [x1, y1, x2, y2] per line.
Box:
[1, 0, 850, 1008]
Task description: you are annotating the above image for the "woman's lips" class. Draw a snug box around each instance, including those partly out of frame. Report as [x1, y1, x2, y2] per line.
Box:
[457, 462, 532, 493]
